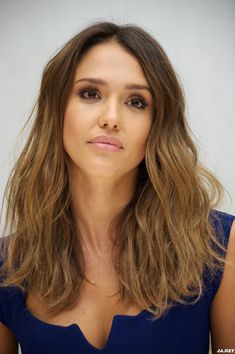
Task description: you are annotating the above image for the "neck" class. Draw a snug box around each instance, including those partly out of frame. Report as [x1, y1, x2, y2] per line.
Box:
[69, 167, 138, 254]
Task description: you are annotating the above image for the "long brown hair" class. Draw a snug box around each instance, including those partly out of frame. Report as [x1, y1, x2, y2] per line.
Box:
[0, 21, 228, 320]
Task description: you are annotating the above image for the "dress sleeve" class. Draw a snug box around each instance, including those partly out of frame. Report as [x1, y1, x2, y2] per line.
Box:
[0, 236, 12, 327]
[0, 285, 11, 327]
[0, 237, 26, 330]
[207, 209, 235, 299]
[0, 269, 8, 326]
[0, 274, 25, 329]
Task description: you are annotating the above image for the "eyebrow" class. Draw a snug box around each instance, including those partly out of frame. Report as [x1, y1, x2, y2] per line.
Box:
[73, 77, 152, 95]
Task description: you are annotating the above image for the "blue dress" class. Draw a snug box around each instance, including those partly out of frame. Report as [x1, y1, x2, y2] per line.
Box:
[0, 210, 234, 354]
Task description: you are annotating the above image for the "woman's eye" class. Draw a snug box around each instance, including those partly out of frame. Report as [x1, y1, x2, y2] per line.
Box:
[78, 88, 100, 100]
[128, 96, 148, 110]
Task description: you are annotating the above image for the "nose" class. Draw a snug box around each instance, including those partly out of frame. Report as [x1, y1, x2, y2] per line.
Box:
[98, 99, 121, 131]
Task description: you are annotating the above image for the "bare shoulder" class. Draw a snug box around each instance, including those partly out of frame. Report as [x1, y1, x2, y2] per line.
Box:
[210, 219, 235, 352]
[0, 321, 18, 354]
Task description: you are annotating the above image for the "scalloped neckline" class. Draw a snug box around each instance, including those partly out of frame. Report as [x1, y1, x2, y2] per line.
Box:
[22, 292, 149, 351]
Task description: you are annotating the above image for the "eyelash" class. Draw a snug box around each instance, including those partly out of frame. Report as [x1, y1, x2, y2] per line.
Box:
[77, 87, 149, 110]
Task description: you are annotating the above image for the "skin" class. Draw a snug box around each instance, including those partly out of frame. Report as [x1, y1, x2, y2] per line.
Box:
[1, 40, 235, 354]
[63, 41, 153, 256]
[210, 220, 235, 352]
[62, 41, 235, 351]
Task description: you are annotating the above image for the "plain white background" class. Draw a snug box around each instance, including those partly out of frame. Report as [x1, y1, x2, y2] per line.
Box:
[0, 1, 234, 352]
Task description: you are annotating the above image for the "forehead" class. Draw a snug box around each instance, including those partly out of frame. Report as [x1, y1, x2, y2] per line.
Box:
[74, 41, 148, 85]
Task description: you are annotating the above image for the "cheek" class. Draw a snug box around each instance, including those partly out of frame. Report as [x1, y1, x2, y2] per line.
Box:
[135, 120, 151, 149]
[63, 105, 82, 156]
[63, 112, 73, 153]
[129, 124, 151, 163]
[63, 103, 85, 143]
[63, 100, 95, 140]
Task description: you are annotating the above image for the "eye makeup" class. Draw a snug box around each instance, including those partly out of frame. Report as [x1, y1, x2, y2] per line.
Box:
[76, 86, 150, 110]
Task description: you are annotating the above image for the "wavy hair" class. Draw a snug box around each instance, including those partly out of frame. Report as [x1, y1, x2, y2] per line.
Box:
[0, 21, 228, 320]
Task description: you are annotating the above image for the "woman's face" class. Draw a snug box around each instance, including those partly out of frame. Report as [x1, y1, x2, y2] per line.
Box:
[63, 41, 153, 180]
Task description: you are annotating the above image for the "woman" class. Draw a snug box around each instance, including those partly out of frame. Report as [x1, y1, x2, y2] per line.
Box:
[0, 21, 234, 354]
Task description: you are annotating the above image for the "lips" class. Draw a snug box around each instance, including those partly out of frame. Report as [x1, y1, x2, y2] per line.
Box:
[88, 135, 123, 148]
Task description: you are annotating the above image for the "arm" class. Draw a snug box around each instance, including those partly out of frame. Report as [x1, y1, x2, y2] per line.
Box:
[0, 321, 18, 354]
[210, 219, 235, 353]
